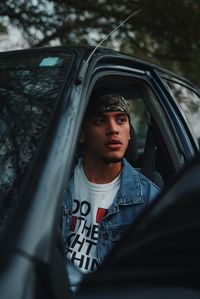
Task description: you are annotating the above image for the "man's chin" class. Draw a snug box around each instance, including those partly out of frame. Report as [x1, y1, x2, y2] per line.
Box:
[101, 156, 123, 164]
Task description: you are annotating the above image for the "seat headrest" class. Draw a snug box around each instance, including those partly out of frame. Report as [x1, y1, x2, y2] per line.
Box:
[125, 124, 138, 165]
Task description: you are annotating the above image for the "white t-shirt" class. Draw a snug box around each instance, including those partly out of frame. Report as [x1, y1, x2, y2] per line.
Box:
[66, 159, 121, 275]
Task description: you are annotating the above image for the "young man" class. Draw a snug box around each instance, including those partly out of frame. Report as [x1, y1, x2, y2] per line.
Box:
[62, 91, 160, 287]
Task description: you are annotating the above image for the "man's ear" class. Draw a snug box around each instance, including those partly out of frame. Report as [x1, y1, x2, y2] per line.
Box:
[129, 125, 131, 140]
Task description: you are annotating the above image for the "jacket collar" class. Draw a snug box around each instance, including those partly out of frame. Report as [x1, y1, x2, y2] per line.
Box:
[107, 159, 144, 215]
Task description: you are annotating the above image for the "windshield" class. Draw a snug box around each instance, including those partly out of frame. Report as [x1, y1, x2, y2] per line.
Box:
[0, 51, 72, 226]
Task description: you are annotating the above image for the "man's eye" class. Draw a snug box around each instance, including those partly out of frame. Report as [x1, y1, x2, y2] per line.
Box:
[93, 117, 105, 125]
[117, 116, 127, 123]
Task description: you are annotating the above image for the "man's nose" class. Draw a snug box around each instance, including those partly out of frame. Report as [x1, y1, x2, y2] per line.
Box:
[106, 118, 119, 135]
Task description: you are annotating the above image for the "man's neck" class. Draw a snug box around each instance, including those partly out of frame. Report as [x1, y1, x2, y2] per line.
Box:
[82, 158, 122, 184]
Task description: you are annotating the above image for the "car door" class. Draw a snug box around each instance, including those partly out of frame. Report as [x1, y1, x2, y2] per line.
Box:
[0, 47, 85, 299]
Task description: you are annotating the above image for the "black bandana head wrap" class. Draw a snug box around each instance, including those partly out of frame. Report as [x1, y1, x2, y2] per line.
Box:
[85, 91, 130, 120]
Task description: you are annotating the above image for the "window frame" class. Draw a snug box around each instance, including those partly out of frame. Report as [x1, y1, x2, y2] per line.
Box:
[81, 67, 186, 181]
[160, 74, 200, 149]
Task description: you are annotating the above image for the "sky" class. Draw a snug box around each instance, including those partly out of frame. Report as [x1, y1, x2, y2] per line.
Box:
[0, 25, 29, 52]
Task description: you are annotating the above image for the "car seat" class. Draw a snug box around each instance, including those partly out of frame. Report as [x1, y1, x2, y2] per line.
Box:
[125, 124, 164, 188]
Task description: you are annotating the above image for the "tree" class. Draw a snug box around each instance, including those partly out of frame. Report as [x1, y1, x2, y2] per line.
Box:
[0, 0, 200, 86]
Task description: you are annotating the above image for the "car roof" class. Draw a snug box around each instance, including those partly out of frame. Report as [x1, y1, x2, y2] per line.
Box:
[0, 45, 195, 85]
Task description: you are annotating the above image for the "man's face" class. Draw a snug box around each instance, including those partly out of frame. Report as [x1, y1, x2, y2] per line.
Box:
[82, 111, 130, 164]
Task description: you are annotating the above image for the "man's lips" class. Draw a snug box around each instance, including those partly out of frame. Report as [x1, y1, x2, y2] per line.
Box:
[105, 140, 122, 149]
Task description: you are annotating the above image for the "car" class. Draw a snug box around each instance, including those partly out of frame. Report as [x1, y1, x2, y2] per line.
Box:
[0, 46, 200, 298]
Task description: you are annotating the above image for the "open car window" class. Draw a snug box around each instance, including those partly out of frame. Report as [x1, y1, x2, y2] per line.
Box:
[66, 74, 185, 292]
[85, 75, 181, 186]
[0, 52, 72, 226]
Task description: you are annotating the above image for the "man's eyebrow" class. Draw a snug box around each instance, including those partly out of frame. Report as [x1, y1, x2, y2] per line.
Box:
[92, 112, 128, 118]
[92, 113, 106, 118]
[114, 112, 128, 117]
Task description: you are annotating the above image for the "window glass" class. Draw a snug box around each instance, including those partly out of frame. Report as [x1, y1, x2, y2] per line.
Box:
[127, 95, 148, 168]
[0, 52, 72, 225]
[164, 79, 200, 144]
[129, 97, 147, 149]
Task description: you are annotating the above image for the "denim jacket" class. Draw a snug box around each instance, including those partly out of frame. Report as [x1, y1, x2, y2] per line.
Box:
[62, 158, 160, 265]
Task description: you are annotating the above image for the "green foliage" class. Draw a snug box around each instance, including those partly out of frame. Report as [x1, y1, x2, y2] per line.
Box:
[0, 0, 200, 85]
